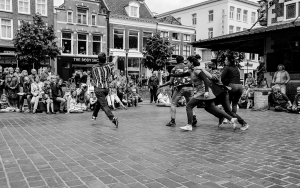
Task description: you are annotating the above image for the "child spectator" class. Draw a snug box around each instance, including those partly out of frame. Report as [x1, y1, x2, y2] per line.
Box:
[245, 72, 255, 87]
[76, 83, 88, 110]
[157, 89, 171, 107]
[238, 86, 249, 109]
[268, 85, 292, 112]
[127, 82, 140, 107]
[66, 91, 83, 113]
[88, 91, 97, 111]
[288, 87, 300, 114]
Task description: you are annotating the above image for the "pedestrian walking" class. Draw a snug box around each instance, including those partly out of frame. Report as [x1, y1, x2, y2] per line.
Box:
[148, 72, 159, 103]
[91, 53, 119, 127]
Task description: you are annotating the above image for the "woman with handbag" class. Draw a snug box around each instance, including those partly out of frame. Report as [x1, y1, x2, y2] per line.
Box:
[170, 56, 237, 131]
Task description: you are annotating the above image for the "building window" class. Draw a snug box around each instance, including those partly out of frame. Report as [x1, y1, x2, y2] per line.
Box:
[172, 33, 180, 40]
[208, 10, 214, 22]
[243, 28, 247, 31]
[286, 3, 296, 19]
[114, 29, 124, 49]
[183, 45, 191, 59]
[36, 0, 47, 16]
[236, 27, 241, 32]
[62, 33, 72, 54]
[91, 14, 96, 26]
[177, 17, 181, 23]
[251, 12, 256, 24]
[130, 6, 138, 17]
[1, 19, 12, 39]
[93, 35, 102, 55]
[208, 28, 213, 38]
[229, 25, 234, 34]
[160, 31, 168, 38]
[78, 34, 87, 55]
[129, 30, 138, 50]
[183, 34, 191, 42]
[230, 6, 234, 19]
[77, 8, 87, 24]
[0, 0, 11, 11]
[143, 32, 152, 48]
[250, 53, 256, 60]
[192, 14, 197, 25]
[172, 44, 180, 59]
[202, 50, 211, 61]
[67, 11, 73, 23]
[243, 10, 248, 23]
[18, 0, 30, 14]
[237, 8, 241, 21]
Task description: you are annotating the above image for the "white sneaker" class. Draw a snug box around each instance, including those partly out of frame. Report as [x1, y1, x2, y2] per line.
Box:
[223, 119, 229, 124]
[240, 124, 249, 131]
[180, 124, 192, 131]
[230, 118, 238, 131]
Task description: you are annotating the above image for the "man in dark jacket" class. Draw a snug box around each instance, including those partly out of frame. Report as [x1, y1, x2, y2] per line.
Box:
[19, 76, 32, 112]
[148, 72, 159, 103]
[51, 75, 66, 113]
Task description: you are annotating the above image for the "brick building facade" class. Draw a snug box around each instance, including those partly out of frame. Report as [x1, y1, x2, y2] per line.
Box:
[0, 0, 54, 69]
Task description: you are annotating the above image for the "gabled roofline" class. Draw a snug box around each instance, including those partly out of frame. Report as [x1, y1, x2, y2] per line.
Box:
[156, 0, 259, 18]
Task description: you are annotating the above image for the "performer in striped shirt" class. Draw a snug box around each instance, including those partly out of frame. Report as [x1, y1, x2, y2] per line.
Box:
[91, 53, 119, 127]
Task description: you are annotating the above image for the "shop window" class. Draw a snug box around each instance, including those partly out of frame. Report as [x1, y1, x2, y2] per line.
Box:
[143, 32, 152, 49]
[93, 35, 102, 55]
[183, 45, 191, 59]
[18, 0, 30, 14]
[128, 58, 139, 72]
[1, 19, 12, 39]
[62, 32, 72, 54]
[183, 34, 191, 42]
[91, 14, 96, 26]
[230, 6, 234, 19]
[208, 10, 214, 22]
[160, 31, 168, 38]
[67, 11, 73, 23]
[77, 8, 87, 24]
[208, 28, 213, 38]
[172, 33, 180, 41]
[36, 0, 47, 16]
[0, 0, 11, 11]
[192, 13, 197, 25]
[237, 8, 241, 21]
[286, 3, 296, 19]
[78, 34, 87, 55]
[129, 30, 138, 50]
[114, 29, 124, 49]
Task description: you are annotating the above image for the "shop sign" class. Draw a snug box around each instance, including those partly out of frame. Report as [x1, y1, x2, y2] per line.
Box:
[128, 67, 139, 71]
[58, 56, 99, 63]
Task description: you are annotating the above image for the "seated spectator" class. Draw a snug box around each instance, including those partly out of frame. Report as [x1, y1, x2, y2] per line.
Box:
[0, 94, 9, 111]
[268, 85, 292, 112]
[51, 75, 66, 113]
[88, 91, 97, 111]
[127, 82, 140, 107]
[288, 87, 300, 114]
[247, 85, 255, 109]
[66, 91, 83, 113]
[76, 83, 88, 111]
[107, 79, 127, 110]
[157, 89, 171, 107]
[68, 73, 76, 90]
[19, 76, 32, 113]
[245, 72, 255, 87]
[31, 76, 43, 114]
[239, 85, 249, 109]
[41, 80, 55, 114]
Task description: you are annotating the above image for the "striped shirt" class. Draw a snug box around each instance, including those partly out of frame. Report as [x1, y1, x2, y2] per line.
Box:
[91, 63, 114, 88]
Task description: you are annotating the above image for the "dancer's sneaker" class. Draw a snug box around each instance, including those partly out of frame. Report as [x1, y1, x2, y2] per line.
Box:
[192, 115, 197, 127]
[91, 116, 96, 120]
[218, 117, 225, 127]
[166, 119, 176, 127]
[112, 117, 118, 128]
[180, 124, 192, 131]
[240, 124, 249, 131]
[230, 118, 238, 131]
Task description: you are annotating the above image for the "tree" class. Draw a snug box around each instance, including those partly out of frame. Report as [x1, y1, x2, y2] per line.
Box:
[13, 14, 61, 68]
[214, 49, 245, 68]
[142, 33, 174, 72]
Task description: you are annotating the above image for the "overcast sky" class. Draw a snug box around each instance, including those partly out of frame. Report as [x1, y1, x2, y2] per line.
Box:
[54, 0, 206, 14]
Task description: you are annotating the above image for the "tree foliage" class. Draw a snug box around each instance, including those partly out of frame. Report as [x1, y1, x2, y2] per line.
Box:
[142, 33, 174, 72]
[214, 49, 245, 68]
[13, 14, 61, 68]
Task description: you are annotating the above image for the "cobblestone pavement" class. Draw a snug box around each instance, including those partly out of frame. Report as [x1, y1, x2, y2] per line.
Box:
[1, 102, 300, 188]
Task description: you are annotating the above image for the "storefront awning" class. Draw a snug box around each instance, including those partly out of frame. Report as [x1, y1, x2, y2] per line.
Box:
[191, 20, 300, 54]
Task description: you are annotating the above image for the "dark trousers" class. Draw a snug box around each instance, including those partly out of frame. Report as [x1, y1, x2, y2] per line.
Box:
[117, 89, 124, 102]
[215, 91, 247, 125]
[150, 87, 158, 102]
[228, 83, 244, 113]
[187, 98, 232, 125]
[93, 87, 114, 121]
[19, 94, 32, 110]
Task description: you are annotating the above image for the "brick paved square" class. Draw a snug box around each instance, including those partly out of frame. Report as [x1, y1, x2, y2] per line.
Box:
[1, 103, 300, 187]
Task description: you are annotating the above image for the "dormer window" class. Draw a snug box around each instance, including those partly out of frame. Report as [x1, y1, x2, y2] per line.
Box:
[125, 1, 140, 18]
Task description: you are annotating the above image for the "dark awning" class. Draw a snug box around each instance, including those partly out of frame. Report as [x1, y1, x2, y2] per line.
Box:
[191, 20, 300, 54]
